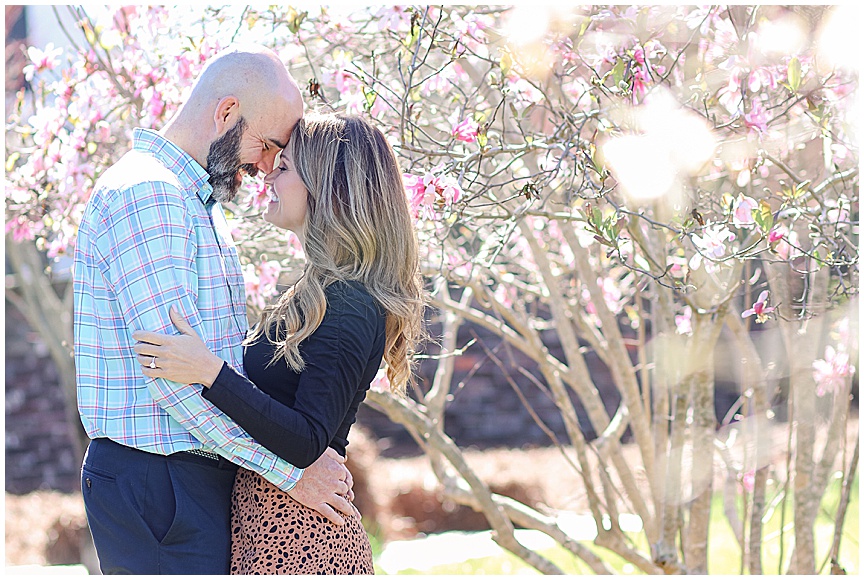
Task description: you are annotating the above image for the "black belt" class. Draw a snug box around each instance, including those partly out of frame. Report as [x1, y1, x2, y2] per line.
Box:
[170, 448, 237, 470]
[185, 448, 220, 461]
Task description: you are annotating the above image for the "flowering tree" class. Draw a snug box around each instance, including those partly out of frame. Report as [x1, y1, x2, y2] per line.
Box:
[6, 5, 858, 574]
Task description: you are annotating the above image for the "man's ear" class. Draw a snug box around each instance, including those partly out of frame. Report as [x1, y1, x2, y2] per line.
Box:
[213, 96, 240, 134]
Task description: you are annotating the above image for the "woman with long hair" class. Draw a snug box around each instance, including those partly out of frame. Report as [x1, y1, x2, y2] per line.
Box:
[132, 113, 425, 574]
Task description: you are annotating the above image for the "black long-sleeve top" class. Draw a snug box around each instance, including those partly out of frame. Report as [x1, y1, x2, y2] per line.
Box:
[202, 280, 386, 468]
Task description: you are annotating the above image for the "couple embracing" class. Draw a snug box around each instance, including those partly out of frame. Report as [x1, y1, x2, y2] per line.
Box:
[73, 44, 424, 574]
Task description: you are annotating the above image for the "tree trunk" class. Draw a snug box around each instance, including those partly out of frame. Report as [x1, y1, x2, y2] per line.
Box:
[366, 390, 566, 574]
[768, 261, 829, 575]
[683, 309, 726, 573]
[725, 310, 773, 575]
[829, 434, 858, 574]
[790, 369, 818, 575]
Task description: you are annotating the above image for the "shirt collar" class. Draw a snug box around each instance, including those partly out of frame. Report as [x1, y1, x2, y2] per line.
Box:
[132, 128, 215, 204]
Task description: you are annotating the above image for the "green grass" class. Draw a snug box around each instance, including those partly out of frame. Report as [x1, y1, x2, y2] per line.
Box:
[376, 474, 859, 575]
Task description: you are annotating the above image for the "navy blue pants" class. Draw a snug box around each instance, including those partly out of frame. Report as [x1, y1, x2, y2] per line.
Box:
[81, 438, 238, 575]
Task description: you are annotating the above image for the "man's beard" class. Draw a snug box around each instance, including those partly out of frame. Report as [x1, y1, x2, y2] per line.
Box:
[206, 116, 258, 204]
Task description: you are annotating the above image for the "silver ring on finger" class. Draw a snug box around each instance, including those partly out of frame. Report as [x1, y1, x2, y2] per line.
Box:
[148, 356, 157, 369]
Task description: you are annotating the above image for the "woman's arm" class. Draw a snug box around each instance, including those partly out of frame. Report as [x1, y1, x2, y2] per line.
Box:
[134, 289, 383, 468]
[132, 306, 227, 387]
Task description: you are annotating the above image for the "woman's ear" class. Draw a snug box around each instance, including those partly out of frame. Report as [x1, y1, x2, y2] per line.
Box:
[213, 95, 240, 134]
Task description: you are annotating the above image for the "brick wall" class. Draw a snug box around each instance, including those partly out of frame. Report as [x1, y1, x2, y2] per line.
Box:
[9, 301, 775, 493]
[5, 301, 623, 492]
[5, 305, 81, 494]
[356, 323, 623, 456]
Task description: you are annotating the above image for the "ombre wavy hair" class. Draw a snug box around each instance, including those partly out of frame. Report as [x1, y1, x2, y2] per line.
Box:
[245, 113, 425, 394]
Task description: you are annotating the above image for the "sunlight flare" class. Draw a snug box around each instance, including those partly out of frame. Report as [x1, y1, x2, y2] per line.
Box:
[602, 91, 716, 203]
[817, 5, 859, 72]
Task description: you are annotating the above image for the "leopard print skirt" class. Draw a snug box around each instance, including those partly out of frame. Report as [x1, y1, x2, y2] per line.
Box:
[230, 467, 374, 575]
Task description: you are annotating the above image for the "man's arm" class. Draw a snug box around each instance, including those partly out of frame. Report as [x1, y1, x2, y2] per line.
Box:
[97, 182, 350, 512]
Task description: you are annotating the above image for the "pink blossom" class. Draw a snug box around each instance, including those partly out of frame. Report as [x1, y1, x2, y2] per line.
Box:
[452, 11, 488, 38]
[28, 107, 65, 147]
[583, 289, 597, 316]
[631, 68, 648, 101]
[243, 269, 262, 308]
[675, 306, 693, 335]
[370, 368, 391, 392]
[68, 130, 87, 152]
[93, 121, 112, 143]
[717, 72, 742, 114]
[403, 173, 436, 218]
[23, 43, 63, 80]
[5, 217, 37, 242]
[243, 260, 282, 310]
[689, 224, 735, 272]
[403, 169, 464, 219]
[29, 152, 46, 174]
[428, 171, 463, 205]
[46, 236, 69, 259]
[748, 68, 778, 93]
[112, 6, 138, 33]
[741, 290, 775, 323]
[685, 6, 723, 34]
[743, 100, 769, 134]
[667, 255, 688, 279]
[374, 6, 410, 32]
[421, 64, 460, 96]
[258, 260, 280, 289]
[555, 38, 579, 68]
[741, 470, 756, 493]
[834, 318, 857, 352]
[767, 225, 786, 244]
[340, 86, 387, 117]
[285, 232, 306, 261]
[599, 276, 625, 314]
[249, 181, 270, 211]
[176, 53, 194, 82]
[493, 283, 515, 309]
[321, 50, 360, 96]
[826, 203, 850, 226]
[732, 193, 758, 227]
[812, 345, 855, 397]
[506, 77, 544, 106]
[445, 251, 473, 280]
[774, 229, 800, 261]
[562, 78, 592, 109]
[452, 117, 479, 143]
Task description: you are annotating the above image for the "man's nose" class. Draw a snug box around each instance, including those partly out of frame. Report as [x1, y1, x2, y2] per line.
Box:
[257, 151, 278, 174]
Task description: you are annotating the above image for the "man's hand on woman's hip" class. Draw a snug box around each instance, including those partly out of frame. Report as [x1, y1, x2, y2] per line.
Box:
[287, 447, 355, 526]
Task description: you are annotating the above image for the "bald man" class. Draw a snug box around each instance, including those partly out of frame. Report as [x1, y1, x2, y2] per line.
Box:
[73, 45, 353, 574]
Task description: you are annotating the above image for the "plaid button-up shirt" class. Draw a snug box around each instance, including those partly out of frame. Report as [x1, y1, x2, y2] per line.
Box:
[73, 128, 303, 491]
